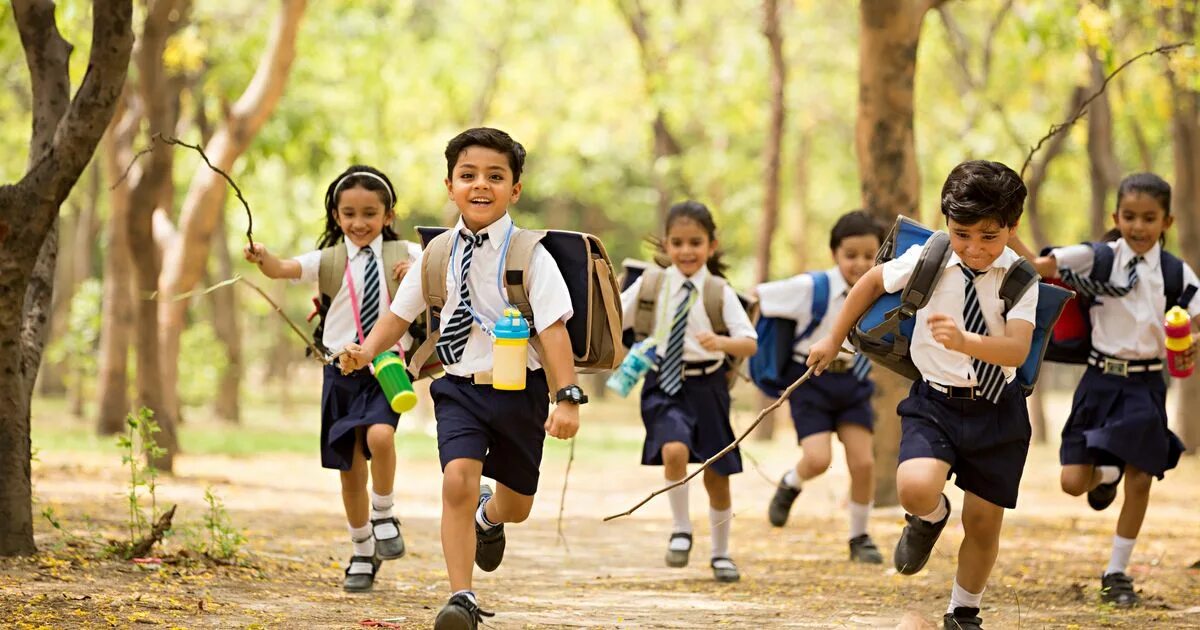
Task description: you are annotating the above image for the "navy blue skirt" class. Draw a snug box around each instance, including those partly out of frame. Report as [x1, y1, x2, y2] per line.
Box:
[320, 364, 400, 471]
[639, 365, 742, 476]
[1060, 366, 1185, 478]
[784, 361, 875, 441]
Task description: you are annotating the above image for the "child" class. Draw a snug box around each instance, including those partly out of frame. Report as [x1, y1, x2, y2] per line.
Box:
[757, 210, 885, 564]
[244, 165, 416, 592]
[1017, 173, 1198, 608]
[808, 161, 1035, 630]
[620, 200, 758, 583]
[340, 128, 584, 629]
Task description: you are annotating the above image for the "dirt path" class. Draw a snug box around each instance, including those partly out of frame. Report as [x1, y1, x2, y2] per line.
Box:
[5, 407, 1200, 628]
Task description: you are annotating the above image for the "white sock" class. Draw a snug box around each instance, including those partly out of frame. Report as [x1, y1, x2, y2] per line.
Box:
[369, 489, 395, 521]
[848, 501, 872, 539]
[1097, 465, 1121, 485]
[918, 495, 948, 524]
[710, 507, 733, 559]
[783, 468, 801, 490]
[451, 589, 477, 607]
[349, 523, 374, 557]
[1105, 534, 1137, 576]
[475, 497, 500, 531]
[667, 482, 692, 534]
[947, 579, 984, 613]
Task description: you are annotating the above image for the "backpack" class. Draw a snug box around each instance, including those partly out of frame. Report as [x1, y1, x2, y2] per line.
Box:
[619, 259, 761, 390]
[748, 271, 830, 397]
[850, 216, 1074, 395]
[406, 226, 624, 385]
[1041, 242, 1198, 364]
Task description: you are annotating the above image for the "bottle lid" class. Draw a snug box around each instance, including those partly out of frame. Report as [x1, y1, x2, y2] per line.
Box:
[493, 307, 530, 339]
[1165, 305, 1190, 327]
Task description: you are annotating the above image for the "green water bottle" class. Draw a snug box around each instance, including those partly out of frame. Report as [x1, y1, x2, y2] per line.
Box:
[372, 351, 417, 413]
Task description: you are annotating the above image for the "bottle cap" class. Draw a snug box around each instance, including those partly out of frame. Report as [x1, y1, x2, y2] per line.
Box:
[1165, 305, 1190, 329]
[493, 307, 530, 340]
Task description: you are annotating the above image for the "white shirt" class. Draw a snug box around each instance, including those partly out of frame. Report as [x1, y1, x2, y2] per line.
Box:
[882, 241, 1038, 387]
[1052, 239, 1200, 360]
[390, 213, 573, 377]
[293, 235, 422, 353]
[620, 265, 758, 363]
[757, 267, 863, 358]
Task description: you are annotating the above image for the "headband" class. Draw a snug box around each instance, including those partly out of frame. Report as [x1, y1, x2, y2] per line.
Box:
[330, 171, 394, 208]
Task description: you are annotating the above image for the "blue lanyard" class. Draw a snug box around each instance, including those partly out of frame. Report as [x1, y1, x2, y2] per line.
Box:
[447, 221, 515, 338]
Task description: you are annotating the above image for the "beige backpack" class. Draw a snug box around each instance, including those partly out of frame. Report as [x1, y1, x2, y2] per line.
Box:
[311, 240, 414, 357]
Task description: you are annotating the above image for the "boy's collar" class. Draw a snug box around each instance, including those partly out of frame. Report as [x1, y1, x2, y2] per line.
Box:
[454, 212, 512, 250]
[828, 266, 850, 293]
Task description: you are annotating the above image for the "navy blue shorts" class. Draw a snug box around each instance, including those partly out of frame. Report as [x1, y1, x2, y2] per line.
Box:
[784, 361, 875, 441]
[897, 380, 1031, 509]
[430, 370, 550, 496]
[320, 364, 400, 471]
[640, 366, 742, 477]
[1060, 366, 1184, 479]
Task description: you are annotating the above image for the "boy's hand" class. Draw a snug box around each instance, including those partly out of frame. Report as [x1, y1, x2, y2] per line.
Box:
[243, 242, 268, 264]
[928, 313, 966, 352]
[545, 402, 580, 439]
[339, 343, 370, 374]
[805, 337, 840, 375]
[392, 259, 412, 282]
[696, 331, 725, 353]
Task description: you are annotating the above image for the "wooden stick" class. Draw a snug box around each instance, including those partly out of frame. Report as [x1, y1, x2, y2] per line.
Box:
[555, 437, 575, 551]
[237, 275, 329, 363]
[603, 365, 816, 522]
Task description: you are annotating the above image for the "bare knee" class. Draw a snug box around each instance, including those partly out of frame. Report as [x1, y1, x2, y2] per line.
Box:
[961, 509, 1002, 543]
[661, 442, 689, 469]
[1060, 469, 1090, 496]
[846, 453, 875, 481]
[441, 467, 476, 508]
[366, 425, 395, 455]
[897, 479, 941, 516]
[800, 452, 833, 477]
[1124, 468, 1153, 496]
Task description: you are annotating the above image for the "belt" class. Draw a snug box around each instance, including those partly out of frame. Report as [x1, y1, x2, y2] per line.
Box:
[1087, 351, 1162, 377]
[683, 360, 723, 378]
[925, 377, 1014, 401]
[443, 368, 545, 386]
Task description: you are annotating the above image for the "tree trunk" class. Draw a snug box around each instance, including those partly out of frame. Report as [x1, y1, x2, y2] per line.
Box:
[65, 159, 103, 416]
[791, 129, 811, 276]
[1, 0, 133, 557]
[1086, 47, 1121, 240]
[209, 211, 242, 423]
[158, 0, 307, 438]
[756, 0, 786, 285]
[857, 0, 944, 507]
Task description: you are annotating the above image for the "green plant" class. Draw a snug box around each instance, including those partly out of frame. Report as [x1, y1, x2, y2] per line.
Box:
[115, 407, 167, 556]
[200, 486, 245, 561]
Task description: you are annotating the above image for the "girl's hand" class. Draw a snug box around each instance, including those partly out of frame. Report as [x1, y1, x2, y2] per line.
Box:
[243, 242, 268, 264]
[696, 331, 725, 352]
[806, 337, 839, 375]
[392, 259, 412, 282]
[339, 343, 370, 374]
[928, 313, 966, 352]
[545, 401, 580, 439]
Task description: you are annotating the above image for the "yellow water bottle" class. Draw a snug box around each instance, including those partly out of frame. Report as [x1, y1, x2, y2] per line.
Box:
[492, 308, 529, 390]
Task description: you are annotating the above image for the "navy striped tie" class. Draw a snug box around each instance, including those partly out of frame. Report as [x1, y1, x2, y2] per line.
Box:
[851, 352, 872, 382]
[435, 232, 488, 365]
[657, 280, 694, 396]
[1058, 256, 1142, 298]
[358, 248, 380, 341]
[960, 265, 1005, 403]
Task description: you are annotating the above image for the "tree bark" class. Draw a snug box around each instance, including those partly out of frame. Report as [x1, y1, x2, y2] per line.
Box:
[791, 129, 811, 276]
[857, 0, 944, 507]
[756, 0, 786, 285]
[158, 0, 307, 437]
[209, 210, 242, 423]
[66, 159, 103, 416]
[1085, 45, 1121, 240]
[0, 0, 133, 557]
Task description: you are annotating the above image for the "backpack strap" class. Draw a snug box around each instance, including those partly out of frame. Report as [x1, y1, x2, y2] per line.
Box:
[318, 242, 348, 301]
[999, 258, 1039, 317]
[859, 232, 952, 361]
[704, 275, 728, 335]
[406, 231, 455, 379]
[632, 266, 664, 341]
[379, 239, 410, 300]
[794, 271, 830, 343]
[501, 229, 561, 391]
[1089, 242, 1115, 282]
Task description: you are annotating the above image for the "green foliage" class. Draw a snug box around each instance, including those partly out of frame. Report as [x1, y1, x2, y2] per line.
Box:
[114, 408, 167, 558]
[45, 278, 103, 393]
[198, 486, 246, 561]
[178, 319, 228, 406]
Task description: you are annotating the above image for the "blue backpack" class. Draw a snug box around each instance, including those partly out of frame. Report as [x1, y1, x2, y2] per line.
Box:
[850, 216, 1074, 395]
[748, 271, 830, 397]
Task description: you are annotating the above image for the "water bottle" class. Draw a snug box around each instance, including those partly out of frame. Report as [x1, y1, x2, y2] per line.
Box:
[1164, 305, 1194, 378]
[492, 308, 530, 391]
[606, 339, 658, 397]
[372, 351, 418, 413]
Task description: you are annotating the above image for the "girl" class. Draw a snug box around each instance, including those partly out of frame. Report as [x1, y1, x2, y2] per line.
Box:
[620, 200, 758, 582]
[1022, 173, 1199, 607]
[243, 164, 419, 592]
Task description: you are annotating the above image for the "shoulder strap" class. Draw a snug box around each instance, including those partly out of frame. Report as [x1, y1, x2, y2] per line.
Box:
[420, 231, 455, 325]
[318, 242, 348, 300]
[633, 266, 664, 340]
[1090, 242, 1115, 281]
[380, 239, 409, 299]
[704, 275, 728, 335]
[502, 229, 547, 326]
[999, 258, 1038, 316]
[900, 231, 952, 313]
[1159, 249, 1195, 310]
[795, 271, 830, 342]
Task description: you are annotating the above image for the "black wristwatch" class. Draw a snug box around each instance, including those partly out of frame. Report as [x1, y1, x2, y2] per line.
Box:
[555, 384, 588, 405]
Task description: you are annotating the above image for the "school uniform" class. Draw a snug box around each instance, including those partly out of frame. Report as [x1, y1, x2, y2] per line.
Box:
[620, 266, 757, 477]
[757, 268, 875, 441]
[882, 243, 1037, 509]
[391, 213, 573, 496]
[1051, 240, 1198, 478]
[292, 236, 418, 471]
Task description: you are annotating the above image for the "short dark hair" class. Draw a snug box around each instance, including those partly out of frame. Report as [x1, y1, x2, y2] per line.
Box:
[1117, 172, 1171, 215]
[830, 210, 885, 251]
[444, 127, 527, 183]
[939, 160, 1026, 228]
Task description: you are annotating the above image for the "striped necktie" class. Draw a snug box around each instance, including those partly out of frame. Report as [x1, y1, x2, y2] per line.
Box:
[1059, 255, 1142, 298]
[960, 265, 1005, 403]
[358, 248, 380, 341]
[435, 232, 488, 365]
[657, 280, 694, 396]
[851, 352, 872, 382]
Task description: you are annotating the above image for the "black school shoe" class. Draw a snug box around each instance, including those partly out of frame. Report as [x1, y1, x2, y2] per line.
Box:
[848, 534, 884, 564]
[1100, 572, 1141, 607]
[710, 556, 741, 583]
[767, 475, 801, 527]
[1088, 468, 1124, 511]
[434, 593, 495, 630]
[665, 532, 693, 568]
[371, 516, 406, 560]
[474, 484, 506, 572]
[943, 606, 983, 629]
[893, 494, 951, 575]
[342, 554, 382, 592]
